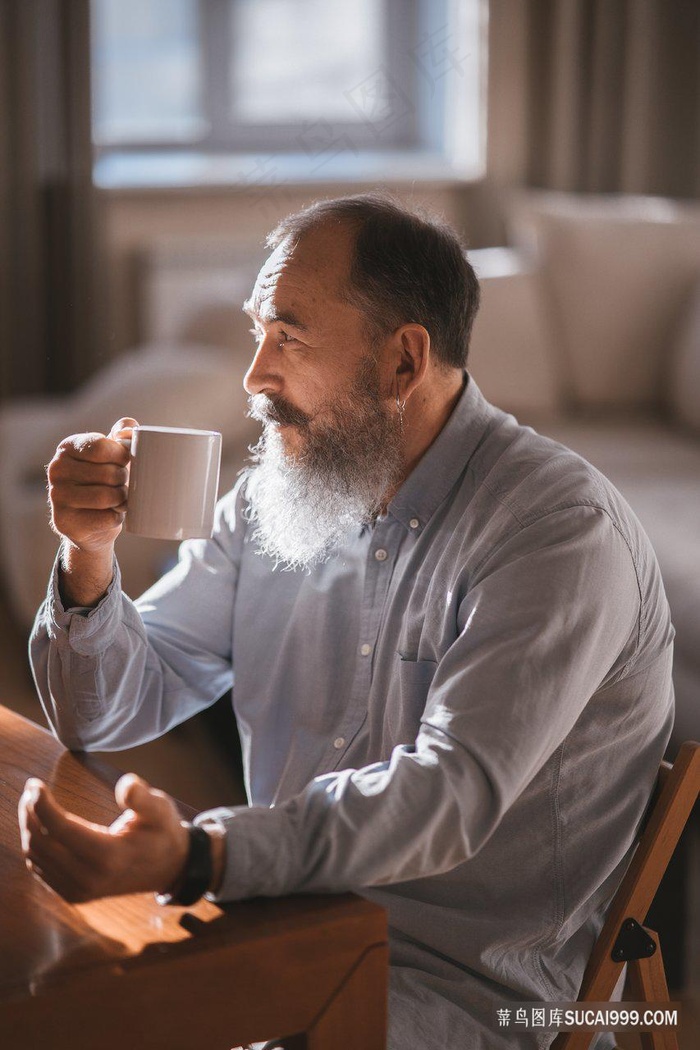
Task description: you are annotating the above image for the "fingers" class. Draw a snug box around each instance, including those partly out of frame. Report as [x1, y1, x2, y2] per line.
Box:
[113, 774, 180, 830]
[56, 483, 129, 511]
[46, 424, 136, 549]
[48, 435, 130, 504]
[18, 775, 190, 903]
[18, 779, 45, 851]
[55, 432, 132, 467]
[109, 417, 139, 448]
[20, 778, 107, 864]
[115, 772, 148, 810]
[19, 778, 118, 903]
[55, 458, 129, 486]
[109, 775, 189, 895]
[109, 416, 139, 438]
[48, 492, 127, 549]
[49, 464, 128, 513]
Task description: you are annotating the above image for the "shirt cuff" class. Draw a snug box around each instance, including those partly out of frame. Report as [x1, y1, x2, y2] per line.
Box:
[44, 551, 125, 654]
[194, 803, 302, 902]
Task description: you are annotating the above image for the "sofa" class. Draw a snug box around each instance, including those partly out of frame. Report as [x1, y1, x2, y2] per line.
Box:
[467, 191, 700, 755]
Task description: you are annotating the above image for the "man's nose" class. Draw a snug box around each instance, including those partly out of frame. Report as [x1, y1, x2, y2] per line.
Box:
[244, 334, 283, 397]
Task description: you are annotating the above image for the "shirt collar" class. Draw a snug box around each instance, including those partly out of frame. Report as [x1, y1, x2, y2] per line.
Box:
[387, 373, 507, 533]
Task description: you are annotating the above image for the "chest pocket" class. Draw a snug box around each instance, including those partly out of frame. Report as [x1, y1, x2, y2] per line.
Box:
[386, 656, 438, 745]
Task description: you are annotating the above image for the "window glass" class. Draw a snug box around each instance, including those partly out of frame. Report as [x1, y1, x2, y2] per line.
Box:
[229, 0, 385, 125]
[92, 0, 204, 143]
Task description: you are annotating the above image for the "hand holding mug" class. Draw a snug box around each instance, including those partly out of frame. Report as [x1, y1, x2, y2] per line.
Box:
[48, 418, 221, 608]
[47, 417, 138, 556]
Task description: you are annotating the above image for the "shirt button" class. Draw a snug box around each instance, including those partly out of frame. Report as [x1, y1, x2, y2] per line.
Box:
[360, 643, 372, 656]
[374, 548, 387, 561]
[333, 736, 345, 749]
[409, 518, 420, 529]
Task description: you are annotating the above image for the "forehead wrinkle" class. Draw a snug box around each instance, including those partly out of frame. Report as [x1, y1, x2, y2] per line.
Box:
[243, 295, 311, 333]
[249, 260, 326, 333]
[249, 248, 299, 312]
[247, 230, 358, 340]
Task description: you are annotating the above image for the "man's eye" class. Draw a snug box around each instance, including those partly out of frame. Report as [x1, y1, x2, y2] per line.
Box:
[279, 331, 302, 347]
[248, 326, 302, 348]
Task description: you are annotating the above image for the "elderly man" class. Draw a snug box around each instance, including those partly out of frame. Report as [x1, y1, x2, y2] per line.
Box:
[21, 195, 673, 1050]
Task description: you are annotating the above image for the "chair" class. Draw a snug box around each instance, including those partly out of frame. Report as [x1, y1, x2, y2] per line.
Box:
[552, 740, 700, 1050]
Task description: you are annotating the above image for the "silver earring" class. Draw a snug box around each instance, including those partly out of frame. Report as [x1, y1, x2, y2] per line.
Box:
[396, 392, 406, 431]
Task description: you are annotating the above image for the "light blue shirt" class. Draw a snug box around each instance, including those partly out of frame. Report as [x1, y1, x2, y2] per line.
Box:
[31, 377, 674, 1049]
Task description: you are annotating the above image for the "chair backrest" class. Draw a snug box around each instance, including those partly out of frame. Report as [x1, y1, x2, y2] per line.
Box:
[552, 740, 700, 1050]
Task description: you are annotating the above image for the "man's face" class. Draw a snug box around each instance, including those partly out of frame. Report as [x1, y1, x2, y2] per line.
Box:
[243, 224, 386, 450]
[241, 225, 404, 568]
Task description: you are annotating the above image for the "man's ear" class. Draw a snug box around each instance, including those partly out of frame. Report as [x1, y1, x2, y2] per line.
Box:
[393, 324, 431, 403]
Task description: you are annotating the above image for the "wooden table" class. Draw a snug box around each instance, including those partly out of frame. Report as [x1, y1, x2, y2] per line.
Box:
[0, 704, 388, 1049]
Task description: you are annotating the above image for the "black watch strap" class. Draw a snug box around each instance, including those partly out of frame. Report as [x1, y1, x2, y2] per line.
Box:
[155, 822, 213, 907]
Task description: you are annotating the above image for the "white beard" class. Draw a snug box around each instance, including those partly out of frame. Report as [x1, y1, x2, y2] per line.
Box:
[244, 378, 403, 571]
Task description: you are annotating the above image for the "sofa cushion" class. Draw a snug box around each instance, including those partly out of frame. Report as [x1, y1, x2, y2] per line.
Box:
[73, 343, 256, 443]
[468, 248, 564, 419]
[3, 343, 260, 476]
[668, 278, 700, 433]
[510, 192, 700, 411]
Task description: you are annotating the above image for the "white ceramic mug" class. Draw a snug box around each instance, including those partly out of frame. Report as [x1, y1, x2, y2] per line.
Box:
[124, 426, 222, 541]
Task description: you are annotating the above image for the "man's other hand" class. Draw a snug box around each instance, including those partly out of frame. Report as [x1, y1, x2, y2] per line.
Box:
[47, 417, 138, 555]
[18, 773, 189, 903]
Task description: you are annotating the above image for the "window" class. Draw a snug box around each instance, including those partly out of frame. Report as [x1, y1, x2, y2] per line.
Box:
[91, 0, 485, 187]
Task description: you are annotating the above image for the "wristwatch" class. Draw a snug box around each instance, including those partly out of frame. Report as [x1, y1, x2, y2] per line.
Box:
[155, 822, 214, 907]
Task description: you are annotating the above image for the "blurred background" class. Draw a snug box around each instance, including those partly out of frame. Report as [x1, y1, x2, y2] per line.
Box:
[2, 0, 699, 400]
[0, 1, 698, 1038]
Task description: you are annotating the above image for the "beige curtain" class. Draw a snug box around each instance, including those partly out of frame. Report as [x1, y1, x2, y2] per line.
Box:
[525, 0, 700, 197]
[0, 0, 101, 401]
